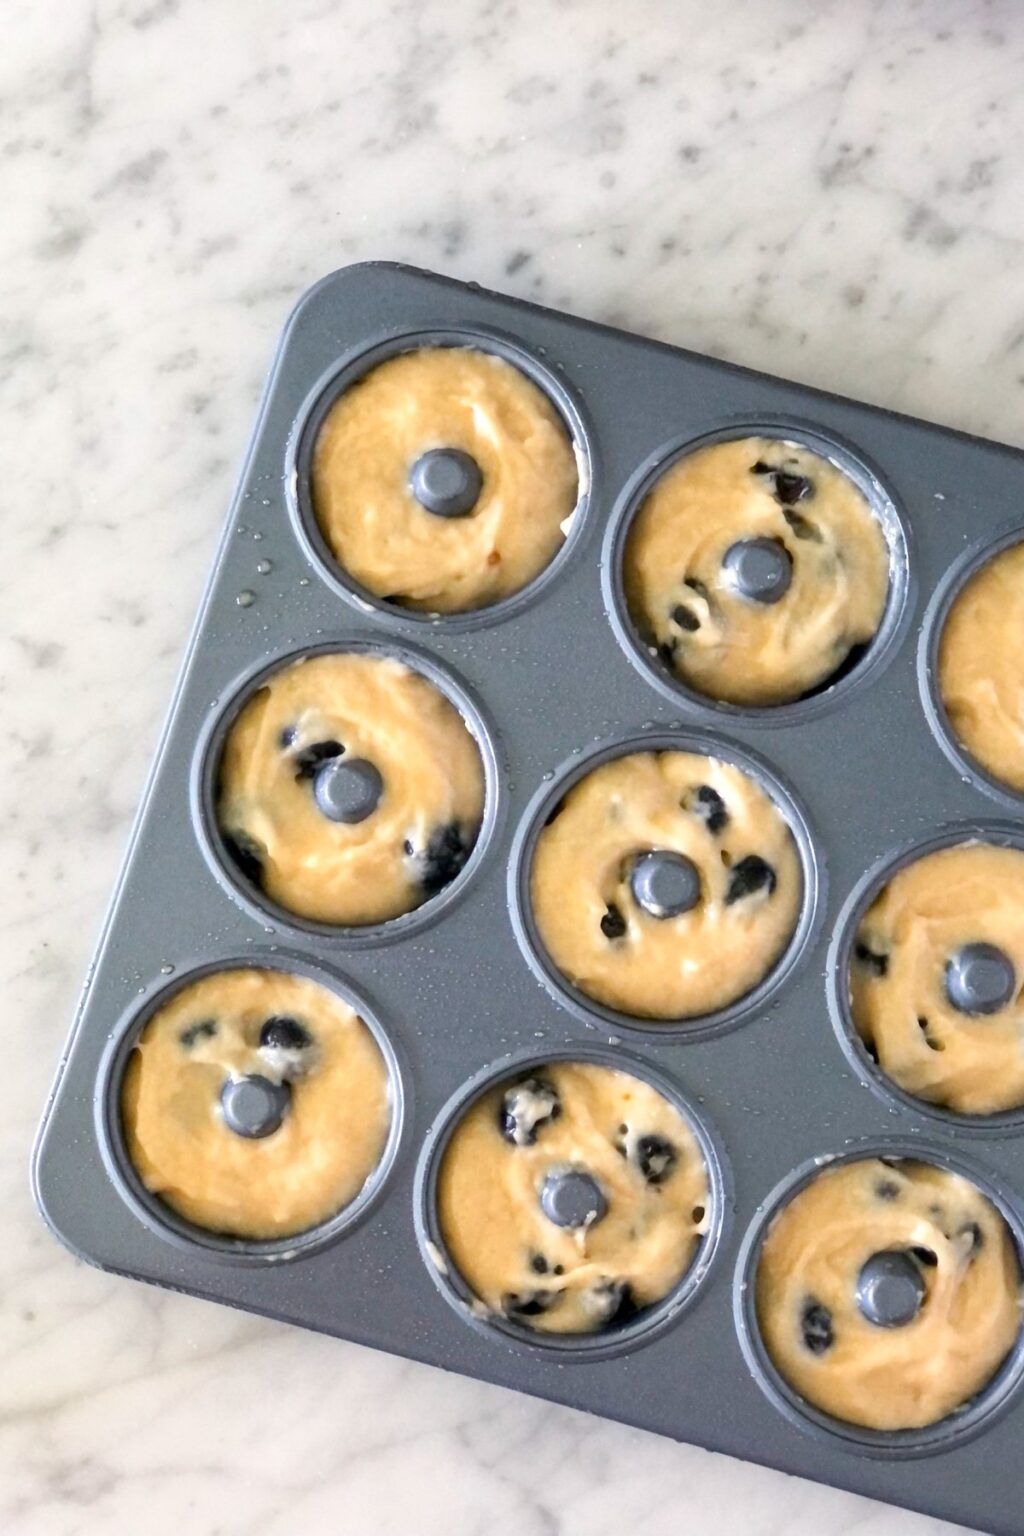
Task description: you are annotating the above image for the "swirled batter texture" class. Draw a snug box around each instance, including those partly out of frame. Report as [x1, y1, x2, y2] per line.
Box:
[311, 347, 580, 613]
[624, 437, 890, 706]
[938, 541, 1024, 792]
[122, 967, 392, 1240]
[530, 750, 802, 1019]
[850, 842, 1024, 1115]
[216, 652, 485, 926]
[756, 1158, 1021, 1430]
[437, 1061, 709, 1334]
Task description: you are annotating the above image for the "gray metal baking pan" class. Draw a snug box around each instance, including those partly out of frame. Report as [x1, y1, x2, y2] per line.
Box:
[32, 261, 1024, 1536]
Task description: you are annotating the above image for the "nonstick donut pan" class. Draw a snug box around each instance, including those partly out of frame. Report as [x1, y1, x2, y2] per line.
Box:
[33, 262, 1024, 1536]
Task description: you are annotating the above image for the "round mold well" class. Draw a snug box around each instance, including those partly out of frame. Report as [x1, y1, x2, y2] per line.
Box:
[919, 522, 1024, 811]
[827, 820, 1024, 1137]
[413, 1043, 730, 1360]
[192, 637, 502, 948]
[602, 421, 914, 727]
[286, 326, 595, 633]
[733, 1138, 1024, 1458]
[508, 729, 824, 1043]
[96, 952, 405, 1264]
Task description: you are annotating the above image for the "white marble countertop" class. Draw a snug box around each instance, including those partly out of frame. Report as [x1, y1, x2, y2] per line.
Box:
[5, 2, 1024, 1532]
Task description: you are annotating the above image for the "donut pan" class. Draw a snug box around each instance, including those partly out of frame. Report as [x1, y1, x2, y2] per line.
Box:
[32, 262, 1024, 1536]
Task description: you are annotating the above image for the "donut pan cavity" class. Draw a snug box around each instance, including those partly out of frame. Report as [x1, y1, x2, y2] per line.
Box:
[31, 263, 1024, 1536]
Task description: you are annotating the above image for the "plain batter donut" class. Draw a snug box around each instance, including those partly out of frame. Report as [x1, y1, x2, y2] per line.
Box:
[850, 842, 1024, 1115]
[755, 1157, 1021, 1430]
[122, 967, 392, 1240]
[530, 749, 802, 1019]
[437, 1061, 709, 1334]
[624, 436, 890, 706]
[216, 651, 485, 926]
[938, 540, 1024, 792]
[310, 346, 580, 613]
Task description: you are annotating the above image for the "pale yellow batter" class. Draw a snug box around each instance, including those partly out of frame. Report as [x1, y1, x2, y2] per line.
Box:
[850, 842, 1024, 1115]
[756, 1158, 1021, 1430]
[216, 652, 485, 926]
[938, 541, 1024, 793]
[310, 347, 580, 613]
[624, 437, 890, 706]
[530, 750, 802, 1019]
[437, 1061, 709, 1334]
[122, 967, 392, 1240]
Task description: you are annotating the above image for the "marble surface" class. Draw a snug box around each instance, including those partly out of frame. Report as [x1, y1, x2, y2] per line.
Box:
[4, 1, 1024, 1532]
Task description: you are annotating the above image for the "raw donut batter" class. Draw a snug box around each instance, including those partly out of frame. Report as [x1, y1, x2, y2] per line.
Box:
[311, 347, 580, 613]
[938, 541, 1024, 792]
[755, 1157, 1021, 1430]
[216, 651, 485, 926]
[850, 842, 1024, 1115]
[437, 1061, 709, 1334]
[624, 437, 890, 706]
[530, 750, 802, 1019]
[122, 967, 392, 1240]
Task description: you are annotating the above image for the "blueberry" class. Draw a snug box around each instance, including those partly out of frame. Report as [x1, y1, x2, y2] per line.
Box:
[278, 725, 298, 748]
[800, 1298, 834, 1355]
[416, 821, 475, 896]
[498, 1076, 562, 1146]
[917, 1015, 943, 1052]
[691, 783, 729, 834]
[294, 739, 344, 780]
[773, 469, 814, 506]
[911, 1246, 938, 1267]
[223, 830, 265, 888]
[259, 1015, 312, 1052]
[587, 1279, 638, 1327]
[671, 603, 700, 633]
[529, 1252, 550, 1275]
[503, 1289, 562, 1320]
[750, 460, 815, 508]
[600, 903, 627, 939]
[725, 854, 777, 904]
[179, 1019, 217, 1048]
[782, 506, 821, 542]
[657, 639, 678, 667]
[635, 1133, 678, 1185]
[876, 1179, 901, 1201]
[854, 940, 889, 977]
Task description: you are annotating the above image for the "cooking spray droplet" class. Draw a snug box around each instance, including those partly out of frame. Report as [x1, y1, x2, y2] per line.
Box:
[159, 963, 174, 975]
[237, 590, 256, 608]
[299, 578, 311, 587]
[256, 559, 272, 574]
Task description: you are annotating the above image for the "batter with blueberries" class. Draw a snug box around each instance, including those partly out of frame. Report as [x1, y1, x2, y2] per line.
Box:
[530, 749, 802, 1019]
[121, 967, 392, 1240]
[756, 1157, 1021, 1430]
[216, 651, 485, 926]
[310, 346, 580, 613]
[939, 540, 1024, 792]
[624, 436, 890, 706]
[437, 1061, 709, 1334]
[850, 841, 1024, 1116]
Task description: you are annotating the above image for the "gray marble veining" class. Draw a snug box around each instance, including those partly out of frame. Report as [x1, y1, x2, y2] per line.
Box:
[4, 1, 1024, 1532]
